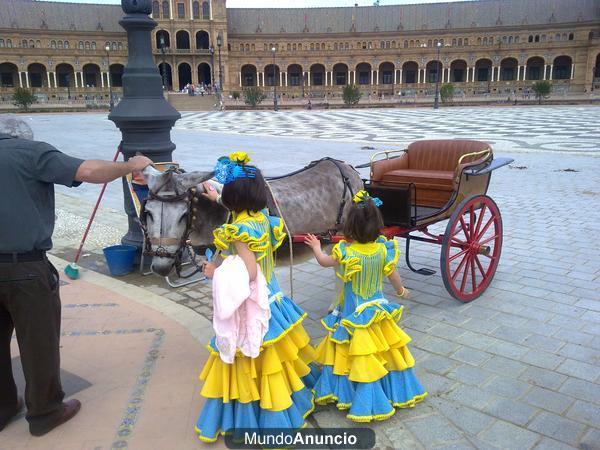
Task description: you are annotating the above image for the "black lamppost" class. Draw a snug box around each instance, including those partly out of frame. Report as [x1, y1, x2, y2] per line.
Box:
[159, 35, 168, 90]
[216, 32, 223, 92]
[209, 45, 215, 90]
[271, 46, 278, 111]
[109, 0, 180, 248]
[434, 41, 442, 109]
[105, 44, 115, 110]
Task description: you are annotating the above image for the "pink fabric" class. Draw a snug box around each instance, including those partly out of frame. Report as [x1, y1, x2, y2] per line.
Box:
[212, 256, 271, 364]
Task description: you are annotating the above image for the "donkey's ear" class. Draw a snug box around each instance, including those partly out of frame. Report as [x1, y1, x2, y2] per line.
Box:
[143, 166, 166, 192]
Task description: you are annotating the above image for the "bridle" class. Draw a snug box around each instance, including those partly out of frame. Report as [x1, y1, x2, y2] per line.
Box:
[139, 169, 196, 276]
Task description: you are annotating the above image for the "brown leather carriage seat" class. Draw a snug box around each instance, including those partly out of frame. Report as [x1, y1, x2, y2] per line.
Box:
[371, 140, 492, 208]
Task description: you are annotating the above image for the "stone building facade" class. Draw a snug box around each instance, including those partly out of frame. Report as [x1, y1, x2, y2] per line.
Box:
[1, 0, 599, 101]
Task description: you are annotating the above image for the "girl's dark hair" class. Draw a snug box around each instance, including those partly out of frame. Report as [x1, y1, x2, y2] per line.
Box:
[343, 199, 384, 243]
[221, 166, 268, 213]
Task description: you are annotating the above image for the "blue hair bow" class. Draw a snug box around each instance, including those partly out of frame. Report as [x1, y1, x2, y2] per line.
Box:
[213, 157, 256, 185]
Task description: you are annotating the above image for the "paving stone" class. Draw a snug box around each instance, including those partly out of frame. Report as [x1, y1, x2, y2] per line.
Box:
[527, 412, 586, 445]
[483, 397, 538, 426]
[431, 398, 496, 435]
[557, 343, 600, 364]
[482, 375, 532, 399]
[579, 428, 600, 450]
[452, 331, 499, 351]
[447, 364, 494, 387]
[559, 378, 600, 405]
[490, 325, 531, 344]
[450, 347, 492, 367]
[434, 441, 477, 450]
[418, 336, 462, 357]
[520, 349, 565, 371]
[534, 437, 580, 450]
[380, 421, 424, 450]
[443, 384, 497, 410]
[483, 355, 528, 376]
[565, 400, 600, 428]
[522, 334, 565, 353]
[404, 414, 464, 448]
[479, 420, 540, 449]
[486, 340, 530, 360]
[429, 323, 468, 340]
[555, 359, 599, 382]
[420, 354, 460, 376]
[460, 318, 500, 335]
[554, 329, 594, 346]
[519, 366, 568, 391]
[522, 387, 574, 415]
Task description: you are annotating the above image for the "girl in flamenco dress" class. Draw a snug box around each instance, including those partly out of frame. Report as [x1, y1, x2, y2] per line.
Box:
[304, 190, 427, 423]
[195, 152, 318, 442]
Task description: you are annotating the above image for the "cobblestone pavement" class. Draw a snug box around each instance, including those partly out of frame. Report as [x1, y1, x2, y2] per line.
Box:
[27, 108, 600, 449]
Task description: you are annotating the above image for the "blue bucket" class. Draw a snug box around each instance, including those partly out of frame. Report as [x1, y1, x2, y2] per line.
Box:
[103, 245, 137, 276]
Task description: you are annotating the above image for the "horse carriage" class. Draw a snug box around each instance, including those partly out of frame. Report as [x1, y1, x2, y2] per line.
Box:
[139, 139, 512, 302]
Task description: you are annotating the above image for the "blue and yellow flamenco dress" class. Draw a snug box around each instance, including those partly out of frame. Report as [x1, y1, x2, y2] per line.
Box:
[195, 210, 319, 442]
[314, 236, 427, 422]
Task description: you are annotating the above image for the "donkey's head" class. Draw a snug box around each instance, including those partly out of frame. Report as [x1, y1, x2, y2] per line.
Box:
[141, 166, 227, 276]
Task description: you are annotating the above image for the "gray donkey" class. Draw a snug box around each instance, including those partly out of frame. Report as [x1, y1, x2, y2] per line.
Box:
[141, 158, 363, 276]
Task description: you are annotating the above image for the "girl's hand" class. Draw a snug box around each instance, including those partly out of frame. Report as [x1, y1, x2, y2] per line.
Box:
[202, 261, 217, 278]
[304, 234, 321, 251]
[201, 181, 220, 202]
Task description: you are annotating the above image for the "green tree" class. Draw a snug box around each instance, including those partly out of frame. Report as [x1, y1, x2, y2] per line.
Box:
[342, 84, 362, 106]
[243, 87, 266, 107]
[532, 81, 552, 104]
[12, 88, 37, 111]
[440, 83, 455, 103]
[231, 91, 241, 101]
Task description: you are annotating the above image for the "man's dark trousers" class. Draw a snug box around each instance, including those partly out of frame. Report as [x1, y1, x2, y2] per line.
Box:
[0, 258, 65, 428]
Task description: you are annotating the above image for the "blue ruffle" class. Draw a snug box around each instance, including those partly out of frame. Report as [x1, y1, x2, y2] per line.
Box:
[315, 365, 355, 406]
[381, 368, 426, 407]
[262, 295, 306, 344]
[341, 302, 403, 329]
[314, 367, 426, 421]
[196, 387, 314, 441]
[302, 363, 320, 389]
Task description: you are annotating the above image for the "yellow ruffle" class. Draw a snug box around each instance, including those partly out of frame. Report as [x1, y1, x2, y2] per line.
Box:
[332, 241, 362, 282]
[316, 312, 415, 384]
[383, 238, 400, 276]
[213, 223, 270, 255]
[271, 217, 286, 252]
[200, 326, 315, 412]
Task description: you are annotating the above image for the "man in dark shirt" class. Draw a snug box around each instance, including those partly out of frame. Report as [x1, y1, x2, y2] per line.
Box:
[0, 116, 153, 436]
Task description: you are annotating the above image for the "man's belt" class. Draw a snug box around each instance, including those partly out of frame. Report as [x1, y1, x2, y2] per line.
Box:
[0, 251, 46, 263]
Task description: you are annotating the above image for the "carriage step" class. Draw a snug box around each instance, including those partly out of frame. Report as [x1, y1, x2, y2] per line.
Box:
[415, 268, 436, 276]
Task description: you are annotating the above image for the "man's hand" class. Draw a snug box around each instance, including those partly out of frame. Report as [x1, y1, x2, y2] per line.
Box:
[202, 261, 217, 278]
[127, 155, 153, 172]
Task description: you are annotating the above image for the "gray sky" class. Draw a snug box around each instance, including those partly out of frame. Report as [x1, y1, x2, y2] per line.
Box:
[37, 0, 468, 7]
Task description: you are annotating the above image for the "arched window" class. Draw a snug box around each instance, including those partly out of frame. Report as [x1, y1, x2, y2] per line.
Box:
[79, 41, 84, 49]
[380, 41, 385, 49]
[0, 39, 4, 48]
[177, 3, 185, 19]
[112, 42, 118, 50]
[50, 40, 56, 48]
[368, 41, 372, 49]
[292, 43, 297, 51]
[568, 33, 574, 40]
[478, 37, 482, 45]
[118, 42, 123, 50]
[391, 41, 396, 48]
[404, 40, 408, 48]
[528, 35, 533, 43]
[85, 41, 90, 50]
[502, 36, 507, 44]
[58, 40, 63, 49]
[483, 37, 487, 45]
[36, 40, 41, 48]
[202, 1, 210, 19]
[458, 38, 463, 46]
[534, 35, 540, 42]
[334, 43, 338, 51]
[508, 36, 513, 44]
[64, 41, 69, 49]
[251, 44, 255, 51]
[193, 1, 200, 19]
[162, 1, 170, 18]
[386, 41, 390, 49]
[91, 42, 96, 50]
[29, 40, 35, 48]
[152, 1, 160, 17]
[514, 36, 519, 44]
[287, 43, 291, 51]
[7, 39, 12, 48]
[541, 34, 546, 42]
[345, 42, 350, 50]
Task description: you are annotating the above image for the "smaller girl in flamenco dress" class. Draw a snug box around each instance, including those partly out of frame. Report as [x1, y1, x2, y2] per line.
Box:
[304, 190, 427, 422]
[195, 152, 318, 442]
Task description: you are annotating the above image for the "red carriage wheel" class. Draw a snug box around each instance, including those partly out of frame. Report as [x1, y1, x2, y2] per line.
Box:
[440, 195, 503, 302]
